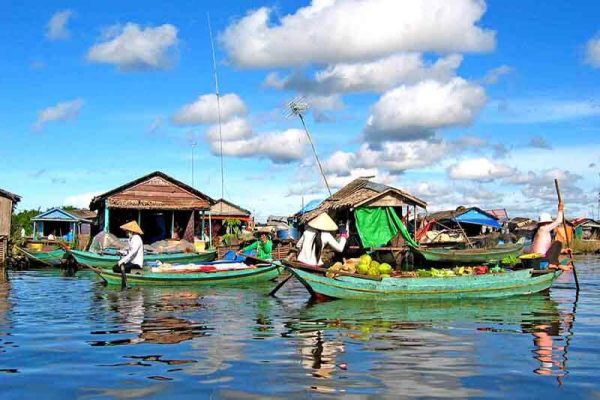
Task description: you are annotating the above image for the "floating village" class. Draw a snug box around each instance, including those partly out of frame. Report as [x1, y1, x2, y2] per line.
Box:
[1, 168, 597, 299]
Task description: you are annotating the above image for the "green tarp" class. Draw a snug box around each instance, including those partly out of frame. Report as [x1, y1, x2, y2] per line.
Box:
[354, 207, 419, 248]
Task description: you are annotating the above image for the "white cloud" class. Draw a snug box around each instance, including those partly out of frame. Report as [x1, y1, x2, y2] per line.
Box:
[210, 129, 308, 163]
[480, 65, 513, 84]
[364, 78, 487, 142]
[265, 54, 462, 94]
[447, 157, 515, 181]
[172, 93, 247, 126]
[34, 98, 84, 131]
[206, 117, 252, 141]
[87, 23, 178, 71]
[63, 192, 100, 209]
[221, 0, 495, 68]
[327, 167, 393, 190]
[585, 35, 600, 68]
[46, 10, 73, 41]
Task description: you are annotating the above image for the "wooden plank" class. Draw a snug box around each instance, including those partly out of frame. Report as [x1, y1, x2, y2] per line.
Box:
[0, 197, 12, 236]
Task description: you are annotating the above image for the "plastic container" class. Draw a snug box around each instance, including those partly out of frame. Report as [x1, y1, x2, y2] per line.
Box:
[194, 240, 206, 252]
[29, 243, 43, 252]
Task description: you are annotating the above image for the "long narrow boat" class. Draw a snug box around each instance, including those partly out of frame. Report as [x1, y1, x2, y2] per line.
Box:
[92, 260, 283, 286]
[413, 243, 524, 264]
[284, 261, 561, 301]
[69, 249, 217, 268]
[16, 247, 66, 267]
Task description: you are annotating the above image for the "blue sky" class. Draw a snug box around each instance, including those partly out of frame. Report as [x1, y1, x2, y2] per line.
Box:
[1, 0, 599, 220]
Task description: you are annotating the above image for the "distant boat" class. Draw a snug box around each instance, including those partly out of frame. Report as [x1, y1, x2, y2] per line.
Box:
[17, 246, 66, 267]
[284, 261, 560, 301]
[68, 249, 217, 269]
[413, 243, 524, 264]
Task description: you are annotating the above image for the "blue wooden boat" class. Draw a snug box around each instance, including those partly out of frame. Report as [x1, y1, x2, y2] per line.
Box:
[284, 261, 561, 301]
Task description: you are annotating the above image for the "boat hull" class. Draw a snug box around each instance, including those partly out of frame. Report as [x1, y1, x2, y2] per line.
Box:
[18, 248, 66, 266]
[287, 264, 561, 301]
[69, 249, 217, 268]
[97, 263, 283, 286]
[415, 243, 524, 263]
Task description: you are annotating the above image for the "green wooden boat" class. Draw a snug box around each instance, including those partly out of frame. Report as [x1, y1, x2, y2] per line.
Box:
[93, 262, 283, 286]
[414, 243, 524, 264]
[69, 249, 217, 268]
[16, 247, 66, 267]
[285, 262, 561, 301]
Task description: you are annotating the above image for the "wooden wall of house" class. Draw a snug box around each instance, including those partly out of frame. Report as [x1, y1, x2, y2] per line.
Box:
[106, 176, 210, 210]
[0, 197, 13, 237]
[211, 201, 249, 217]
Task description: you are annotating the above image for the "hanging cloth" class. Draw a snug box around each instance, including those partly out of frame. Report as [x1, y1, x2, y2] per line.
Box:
[354, 207, 419, 248]
[183, 211, 195, 243]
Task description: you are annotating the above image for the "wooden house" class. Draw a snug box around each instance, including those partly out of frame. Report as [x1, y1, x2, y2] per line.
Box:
[209, 199, 253, 236]
[89, 171, 214, 244]
[572, 218, 600, 240]
[0, 188, 21, 264]
[299, 178, 427, 257]
[31, 208, 96, 248]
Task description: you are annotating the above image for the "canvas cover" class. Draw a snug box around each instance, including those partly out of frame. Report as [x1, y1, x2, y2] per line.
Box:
[455, 209, 501, 228]
[354, 207, 419, 248]
[88, 231, 127, 253]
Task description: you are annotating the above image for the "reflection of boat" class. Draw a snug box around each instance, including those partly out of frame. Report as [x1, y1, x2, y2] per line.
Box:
[16, 247, 66, 267]
[414, 243, 524, 263]
[285, 261, 561, 300]
[69, 249, 217, 268]
[95, 260, 283, 286]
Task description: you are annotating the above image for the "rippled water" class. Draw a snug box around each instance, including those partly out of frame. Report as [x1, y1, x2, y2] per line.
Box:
[1, 257, 599, 399]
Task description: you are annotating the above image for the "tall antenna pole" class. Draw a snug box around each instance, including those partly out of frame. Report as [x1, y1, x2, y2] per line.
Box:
[287, 98, 332, 197]
[191, 141, 197, 188]
[208, 13, 225, 205]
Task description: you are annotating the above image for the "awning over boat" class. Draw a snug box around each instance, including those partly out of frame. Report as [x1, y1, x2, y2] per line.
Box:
[355, 206, 418, 248]
[454, 209, 501, 228]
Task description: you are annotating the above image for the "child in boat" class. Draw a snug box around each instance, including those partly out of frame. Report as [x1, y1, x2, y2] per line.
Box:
[296, 213, 348, 266]
[239, 232, 273, 260]
[114, 221, 144, 273]
[530, 202, 572, 271]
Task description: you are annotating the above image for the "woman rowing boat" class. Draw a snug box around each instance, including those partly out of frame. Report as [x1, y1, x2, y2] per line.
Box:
[296, 213, 348, 266]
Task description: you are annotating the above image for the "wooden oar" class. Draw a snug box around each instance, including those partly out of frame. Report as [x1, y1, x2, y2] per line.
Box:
[117, 263, 128, 289]
[554, 179, 580, 291]
[269, 272, 293, 297]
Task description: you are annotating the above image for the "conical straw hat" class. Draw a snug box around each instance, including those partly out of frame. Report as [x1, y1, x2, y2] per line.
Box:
[307, 213, 338, 231]
[120, 220, 143, 235]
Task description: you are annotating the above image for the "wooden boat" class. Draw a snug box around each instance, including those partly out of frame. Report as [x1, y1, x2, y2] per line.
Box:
[92, 260, 283, 286]
[284, 261, 561, 301]
[16, 247, 66, 267]
[413, 243, 524, 264]
[68, 249, 217, 268]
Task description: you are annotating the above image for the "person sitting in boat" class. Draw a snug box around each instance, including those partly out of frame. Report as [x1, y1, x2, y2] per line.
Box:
[238, 232, 273, 260]
[114, 221, 144, 273]
[296, 213, 348, 266]
[530, 202, 572, 271]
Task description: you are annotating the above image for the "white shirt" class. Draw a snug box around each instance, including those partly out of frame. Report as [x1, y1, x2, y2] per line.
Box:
[120, 234, 144, 267]
[296, 228, 347, 266]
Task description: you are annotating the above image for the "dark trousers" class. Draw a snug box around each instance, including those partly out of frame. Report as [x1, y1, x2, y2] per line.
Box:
[112, 263, 142, 273]
[545, 241, 562, 265]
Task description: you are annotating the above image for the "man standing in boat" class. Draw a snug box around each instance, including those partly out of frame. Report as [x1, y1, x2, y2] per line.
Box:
[296, 213, 348, 266]
[114, 221, 144, 273]
[531, 202, 572, 271]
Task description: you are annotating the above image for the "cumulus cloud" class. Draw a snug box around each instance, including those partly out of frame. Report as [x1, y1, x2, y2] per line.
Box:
[172, 93, 247, 126]
[209, 129, 307, 163]
[46, 10, 74, 41]
[265, 54, 462, 94]
[221, 0, 495, 68]
[585, 35, 600, 68]
[33, 98, 84, 131]
[364, 78, 487, 142]
[206, 116, 252, 141]
[87, 23, 178, 71]
[516, 169, 591, 204]
[447, 157, 515, 181]
[63, 192, 101, 209]
[480, 65, 513, 84]
[528, 135, 552, 149]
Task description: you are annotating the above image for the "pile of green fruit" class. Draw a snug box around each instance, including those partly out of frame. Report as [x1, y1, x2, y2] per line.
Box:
[356, 254, 392, 277]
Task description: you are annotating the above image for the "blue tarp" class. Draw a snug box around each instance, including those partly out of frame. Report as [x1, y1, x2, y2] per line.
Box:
[455, 209, 501, 228]
[296, 199, 323, 215]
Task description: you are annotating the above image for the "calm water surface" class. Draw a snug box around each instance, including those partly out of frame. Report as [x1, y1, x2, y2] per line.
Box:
[1, 257, 599, 399]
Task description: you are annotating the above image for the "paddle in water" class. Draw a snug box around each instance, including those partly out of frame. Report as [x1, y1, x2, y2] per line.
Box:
[554, 179, 580, 291]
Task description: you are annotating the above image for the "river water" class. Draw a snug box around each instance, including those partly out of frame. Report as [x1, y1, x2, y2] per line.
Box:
[1, 256, 598, 399]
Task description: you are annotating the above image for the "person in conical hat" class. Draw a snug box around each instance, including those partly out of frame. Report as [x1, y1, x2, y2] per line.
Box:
[114, 220, 144, 273]
[296, 212, 348, 266]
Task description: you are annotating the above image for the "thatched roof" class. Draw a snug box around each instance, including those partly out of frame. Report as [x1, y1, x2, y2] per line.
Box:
[300, 178, 427, 222]
[0, 188, 21, 203]
[210, 198, 251, 217]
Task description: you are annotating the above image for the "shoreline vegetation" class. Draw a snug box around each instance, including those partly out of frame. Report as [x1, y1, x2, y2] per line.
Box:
[571, 239, 600, 254]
